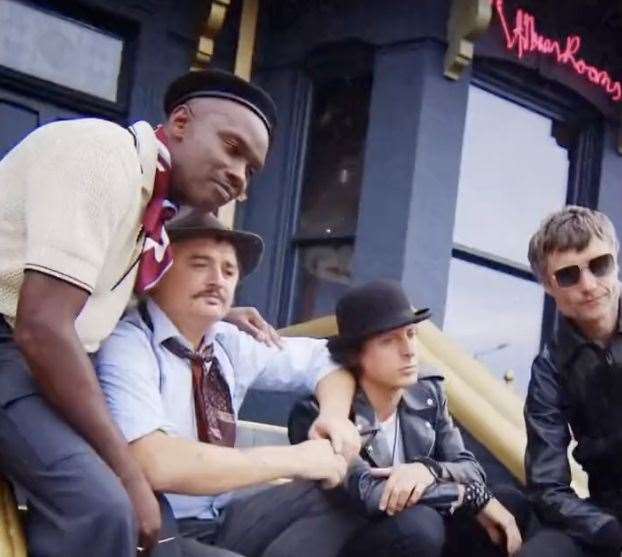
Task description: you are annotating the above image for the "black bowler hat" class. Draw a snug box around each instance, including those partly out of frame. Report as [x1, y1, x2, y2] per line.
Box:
[164, 68, 277, 137]
[328, 279, 431, 350]
[166, 210, 264, 279]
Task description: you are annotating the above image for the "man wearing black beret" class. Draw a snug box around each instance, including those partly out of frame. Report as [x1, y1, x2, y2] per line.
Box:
[0, 69, 344, 556]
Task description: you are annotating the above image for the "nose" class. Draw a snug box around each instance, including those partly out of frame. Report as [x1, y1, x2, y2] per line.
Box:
[400, 336, 416, 359]
[224, 160, 247, 197]
[578, 267, 598, 292]
[206, 266, 226, 288]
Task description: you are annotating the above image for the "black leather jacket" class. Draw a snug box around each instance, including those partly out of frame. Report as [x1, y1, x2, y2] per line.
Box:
[525, 310, 622, 550]
[289, 367, 485, 517]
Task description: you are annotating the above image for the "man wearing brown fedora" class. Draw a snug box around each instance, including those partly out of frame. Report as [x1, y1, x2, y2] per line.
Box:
[96, 210, 360, 556]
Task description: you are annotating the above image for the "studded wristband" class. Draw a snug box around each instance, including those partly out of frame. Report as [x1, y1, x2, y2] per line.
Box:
[461, 481, 492, 515]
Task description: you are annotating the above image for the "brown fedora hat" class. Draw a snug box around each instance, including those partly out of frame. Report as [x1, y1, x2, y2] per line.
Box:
[166, 210, 264, 278]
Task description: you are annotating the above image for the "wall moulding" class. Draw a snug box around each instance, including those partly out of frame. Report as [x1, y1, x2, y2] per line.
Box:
[192, 0, 231, 70]
[444, 0, 492, 80]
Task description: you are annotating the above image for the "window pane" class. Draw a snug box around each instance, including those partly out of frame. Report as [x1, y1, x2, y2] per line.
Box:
[443, 257, 544, 396]
[453, 86, 568, 266]
[296, 75, 372, 238]
[0, 0, 123, 102]
[291, 243, 353, 323]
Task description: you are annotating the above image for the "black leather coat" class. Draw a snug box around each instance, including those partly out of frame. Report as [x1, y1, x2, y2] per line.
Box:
[525, 311, 622, 550]
[289, 366, 485, 517]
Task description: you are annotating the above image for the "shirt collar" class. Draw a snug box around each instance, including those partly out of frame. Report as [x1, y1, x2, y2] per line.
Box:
[145, 298, 217, 350]
[128, 121, 159, 204]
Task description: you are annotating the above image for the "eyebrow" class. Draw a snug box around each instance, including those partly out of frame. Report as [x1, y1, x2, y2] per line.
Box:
[220, 128, 264, 169]
[189, 253, 239, 271]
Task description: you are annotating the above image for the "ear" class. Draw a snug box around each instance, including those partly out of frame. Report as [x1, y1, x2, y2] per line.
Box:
[166, 104, 191, 140]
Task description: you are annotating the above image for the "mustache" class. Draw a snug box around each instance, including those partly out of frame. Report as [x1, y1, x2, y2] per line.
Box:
[192, 288, 225, 302]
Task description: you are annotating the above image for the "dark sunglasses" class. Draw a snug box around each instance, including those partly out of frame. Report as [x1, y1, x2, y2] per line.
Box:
[552, 253, 615, 288]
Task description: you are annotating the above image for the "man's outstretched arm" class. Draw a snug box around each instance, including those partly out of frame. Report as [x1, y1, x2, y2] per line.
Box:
[15, 271, 161, 550]
[130, 432, 346, 494]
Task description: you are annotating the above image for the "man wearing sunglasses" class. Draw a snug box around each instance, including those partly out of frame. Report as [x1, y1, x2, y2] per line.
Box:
[519, 206, 622, 557]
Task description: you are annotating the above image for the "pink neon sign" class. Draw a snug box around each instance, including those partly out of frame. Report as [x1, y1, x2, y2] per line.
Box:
[493, 0, 622, 102]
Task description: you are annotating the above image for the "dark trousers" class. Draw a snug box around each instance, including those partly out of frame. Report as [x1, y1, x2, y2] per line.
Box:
[174, 481, 360, 557]
[259, 485, 534, 557]
[517, 528, 619, 557]
[0, 317, 137, 557]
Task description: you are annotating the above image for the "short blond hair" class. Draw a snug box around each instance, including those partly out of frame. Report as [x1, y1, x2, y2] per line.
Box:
[528, 206, 619, 284]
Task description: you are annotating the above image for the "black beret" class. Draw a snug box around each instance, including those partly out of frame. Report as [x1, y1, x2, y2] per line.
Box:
[164, 68, 277, 137]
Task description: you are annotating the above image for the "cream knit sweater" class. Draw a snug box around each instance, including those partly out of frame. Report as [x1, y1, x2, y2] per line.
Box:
[0, 118, 157, 352]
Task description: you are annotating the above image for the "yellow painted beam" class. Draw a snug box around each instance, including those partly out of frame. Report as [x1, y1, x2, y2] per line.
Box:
[234, 0, 260, 81]
[0, 480, 26, 557]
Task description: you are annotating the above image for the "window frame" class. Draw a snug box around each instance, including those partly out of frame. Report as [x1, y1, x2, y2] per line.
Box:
[278, 40, 374, 326]
[0, 0, 138, 123]
[451, 57, 604, 351]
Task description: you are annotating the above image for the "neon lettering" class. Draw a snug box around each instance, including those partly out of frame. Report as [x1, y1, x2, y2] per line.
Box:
[493, 0, 622, 102]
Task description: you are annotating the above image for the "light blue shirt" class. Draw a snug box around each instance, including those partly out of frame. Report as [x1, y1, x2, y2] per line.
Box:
[96, 299, 335, 520]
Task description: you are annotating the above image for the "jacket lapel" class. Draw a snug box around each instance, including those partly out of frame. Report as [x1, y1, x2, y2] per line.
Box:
[399, 382, 437, 461]
[353, 389, 394, 467]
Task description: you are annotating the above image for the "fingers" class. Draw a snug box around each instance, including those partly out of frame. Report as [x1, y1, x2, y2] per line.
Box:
[483, 523, 503, 547]
[249, 312, 282, 348]
[307, 423, 321, 440]
[369, 467, 392, 478]
[308, 419, 361, 462]
[379, 478, 392, 512]
[379, 479, 415, 515]
[329, 431, 343, 456]
[228, 307, 282, 348]
[299, 440, 347, 488]
[341, 425, 362, 461]
[266, 325, 283, 349]
[326, 426, 360, 462]
[504, 522, 523, 555]
[391, 484, 413, 515]
[406, 482, 425, 507]
[320, 455, 347, 489]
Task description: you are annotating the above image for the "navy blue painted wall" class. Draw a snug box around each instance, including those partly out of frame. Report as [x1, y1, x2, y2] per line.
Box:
[237, 0, 463, 327]
[598, 123, 622, 239]
[352, 41, 468, 324]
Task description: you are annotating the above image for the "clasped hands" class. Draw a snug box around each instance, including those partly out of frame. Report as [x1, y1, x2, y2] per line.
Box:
[370, 464, 522, 555]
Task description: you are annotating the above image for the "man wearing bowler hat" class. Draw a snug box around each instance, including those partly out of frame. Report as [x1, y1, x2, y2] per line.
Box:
[96, 210, 359, 556]
[288, 280, 526, 557]
[0, 68, 355, 556]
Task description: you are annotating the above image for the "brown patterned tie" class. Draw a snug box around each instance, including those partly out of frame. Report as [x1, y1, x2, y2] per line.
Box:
[162, 337, 236, 447]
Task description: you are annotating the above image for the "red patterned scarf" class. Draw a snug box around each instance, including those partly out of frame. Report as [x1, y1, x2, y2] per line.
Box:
[135, 126, 178, 294]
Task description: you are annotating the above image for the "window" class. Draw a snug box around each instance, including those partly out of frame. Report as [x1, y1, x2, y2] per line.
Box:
[0, 0, 124, 102]
[287, 71, 372, 323]
[443, 85, 570, 394]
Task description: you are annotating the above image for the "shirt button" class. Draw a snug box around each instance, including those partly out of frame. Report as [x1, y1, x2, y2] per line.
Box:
[426, 398, 434, 406]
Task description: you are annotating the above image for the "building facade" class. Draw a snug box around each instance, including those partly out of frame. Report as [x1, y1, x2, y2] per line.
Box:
[230, 0, 622, 401]
[2, 0, 622, 479]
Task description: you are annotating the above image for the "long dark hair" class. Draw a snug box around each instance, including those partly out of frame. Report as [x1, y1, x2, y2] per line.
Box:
[326, 337, 365, 380]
